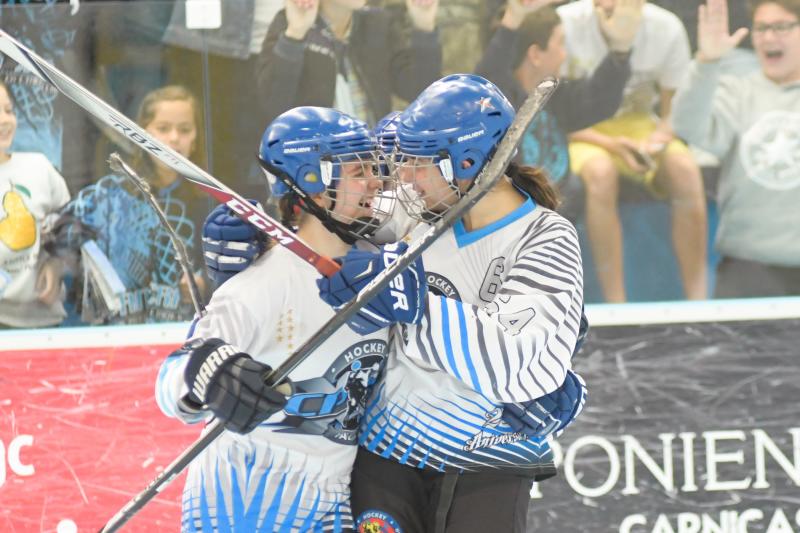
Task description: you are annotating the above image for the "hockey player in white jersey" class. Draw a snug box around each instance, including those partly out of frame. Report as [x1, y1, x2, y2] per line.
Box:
[155, 106, 426, 532]
[198, 96, 587, 531]
[316, 74, 587, 532]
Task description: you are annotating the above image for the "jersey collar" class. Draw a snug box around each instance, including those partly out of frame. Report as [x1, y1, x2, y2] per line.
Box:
[453, 196, 536, 248]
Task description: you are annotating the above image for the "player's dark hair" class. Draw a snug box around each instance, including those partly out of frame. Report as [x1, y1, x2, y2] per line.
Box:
[749, 0, 800, 19]
[278, 194, 306, 231]
[511, 6, 562, 70]
[507, 162, 560, 210]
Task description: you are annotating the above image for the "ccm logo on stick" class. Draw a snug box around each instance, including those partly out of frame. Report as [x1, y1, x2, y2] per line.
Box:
[226, 198, 296, 246]
[0, 435, 34, 488]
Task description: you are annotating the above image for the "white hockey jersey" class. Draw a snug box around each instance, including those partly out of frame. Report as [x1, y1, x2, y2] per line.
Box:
[359, 197, 583, 477]
[156, 245, 389, 532]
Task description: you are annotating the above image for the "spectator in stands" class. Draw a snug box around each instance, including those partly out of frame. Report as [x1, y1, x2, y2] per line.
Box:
[651, 0, 751, 52]
[57, 85, 209, 324]
[379, 0, 490, 76]
[0, 0, 93, 192]
[672, 0, 800, 297]
[559, 0, 708, 303]
[0, 81, 71, 328]
[257, 0, 442, 125]
[651, 0, 760, 77]
[476, 0, 632, 200]
[161, 0, 283, 196]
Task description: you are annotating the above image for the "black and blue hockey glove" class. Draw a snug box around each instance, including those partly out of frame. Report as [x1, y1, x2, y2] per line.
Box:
[183, 338, 290, 434]
[316, 242, 427, 335]
[502, 370, 587, 439]
[203, 202, 266, 286]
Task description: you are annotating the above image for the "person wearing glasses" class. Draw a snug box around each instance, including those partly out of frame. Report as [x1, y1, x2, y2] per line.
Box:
[672, 0, 800, 298]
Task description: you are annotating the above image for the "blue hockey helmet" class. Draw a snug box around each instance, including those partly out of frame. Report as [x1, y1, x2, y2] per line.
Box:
[258, 107, 391, 243]
[373, 110, 401, 178]
[395, 74, 515, 182]
[373, 110, 401, 153]
[259, 106, 375, 197]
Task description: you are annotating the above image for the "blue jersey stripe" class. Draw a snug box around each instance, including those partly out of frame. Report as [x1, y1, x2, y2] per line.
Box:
[268, 473, 290, 530]
[215, 462, 232, 532]
[155, 357, 177, 418]
[455, 300, 482, 394]
[440, 297, 462, 381]
[298, 491, 321, 533]
[278, 478, 306, 533]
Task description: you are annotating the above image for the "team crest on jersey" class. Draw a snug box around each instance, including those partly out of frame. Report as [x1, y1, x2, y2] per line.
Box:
[463, 407, 527, 452]
[426, 272, 460, 300]
[357, 509, 403, 533]
[281, 339, 387, 444]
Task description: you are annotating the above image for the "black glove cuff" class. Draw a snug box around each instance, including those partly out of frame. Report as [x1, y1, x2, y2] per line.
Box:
[184, 338, 249, 404]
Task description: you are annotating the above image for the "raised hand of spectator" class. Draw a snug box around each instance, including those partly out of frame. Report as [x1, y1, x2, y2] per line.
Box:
[596, 0, 645, 52]
[501, 0, 560, 30]
[406, 0, 439, 32]
[35, 257, 63, 306]
[696, 0, 749, 63]
[285, 0, 319, 40]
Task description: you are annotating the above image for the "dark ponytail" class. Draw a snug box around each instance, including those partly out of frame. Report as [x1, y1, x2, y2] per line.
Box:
[252, 194, 304, 254]
[508, 162, 560, 210]
[278, 194, 302, 230]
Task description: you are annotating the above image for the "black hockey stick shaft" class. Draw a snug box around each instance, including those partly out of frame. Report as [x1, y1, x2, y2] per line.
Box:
[98, 77, 558, 533]
[107, 153, 206, 316]
[0, 30, 340, 277]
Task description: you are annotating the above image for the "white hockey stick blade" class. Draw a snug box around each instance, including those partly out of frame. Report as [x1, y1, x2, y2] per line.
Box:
[0, 29, 339, 277]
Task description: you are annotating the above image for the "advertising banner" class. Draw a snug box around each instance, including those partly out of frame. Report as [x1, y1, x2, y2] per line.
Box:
[2, 314, 799, 532]
[528, 318, 800, 533]
[0, 326, 198, 532]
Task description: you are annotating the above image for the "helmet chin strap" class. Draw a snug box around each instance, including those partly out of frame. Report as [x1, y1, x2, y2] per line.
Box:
[262, 159, 371, 245]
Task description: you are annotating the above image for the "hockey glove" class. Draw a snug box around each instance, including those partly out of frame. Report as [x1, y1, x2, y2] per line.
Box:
[316, 242, 427, 335]
[183, 338, 290, 434]
[203, 202, 266, 286]
[502, 370, 587, 439]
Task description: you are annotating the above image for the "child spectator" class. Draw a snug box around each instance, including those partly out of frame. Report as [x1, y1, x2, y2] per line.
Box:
[672, 0, 800, 297]
[0, 80, 71, 328]
[559, 0, 708, 302]
[58, 85, 209, 324]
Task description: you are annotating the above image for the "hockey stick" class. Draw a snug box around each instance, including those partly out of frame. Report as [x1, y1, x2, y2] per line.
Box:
[107, 153, 206, 317]
[97, 77, 558, 533]
[0, 29, 339, 277]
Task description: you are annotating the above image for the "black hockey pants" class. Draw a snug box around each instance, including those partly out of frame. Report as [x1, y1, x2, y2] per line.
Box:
[350, 447, 535, 533]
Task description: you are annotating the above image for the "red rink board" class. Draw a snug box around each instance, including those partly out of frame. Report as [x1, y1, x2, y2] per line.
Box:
[0, 327, 200, 532]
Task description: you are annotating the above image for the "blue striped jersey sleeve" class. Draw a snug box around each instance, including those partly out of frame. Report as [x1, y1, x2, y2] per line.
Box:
[402, 225, 584, 403]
